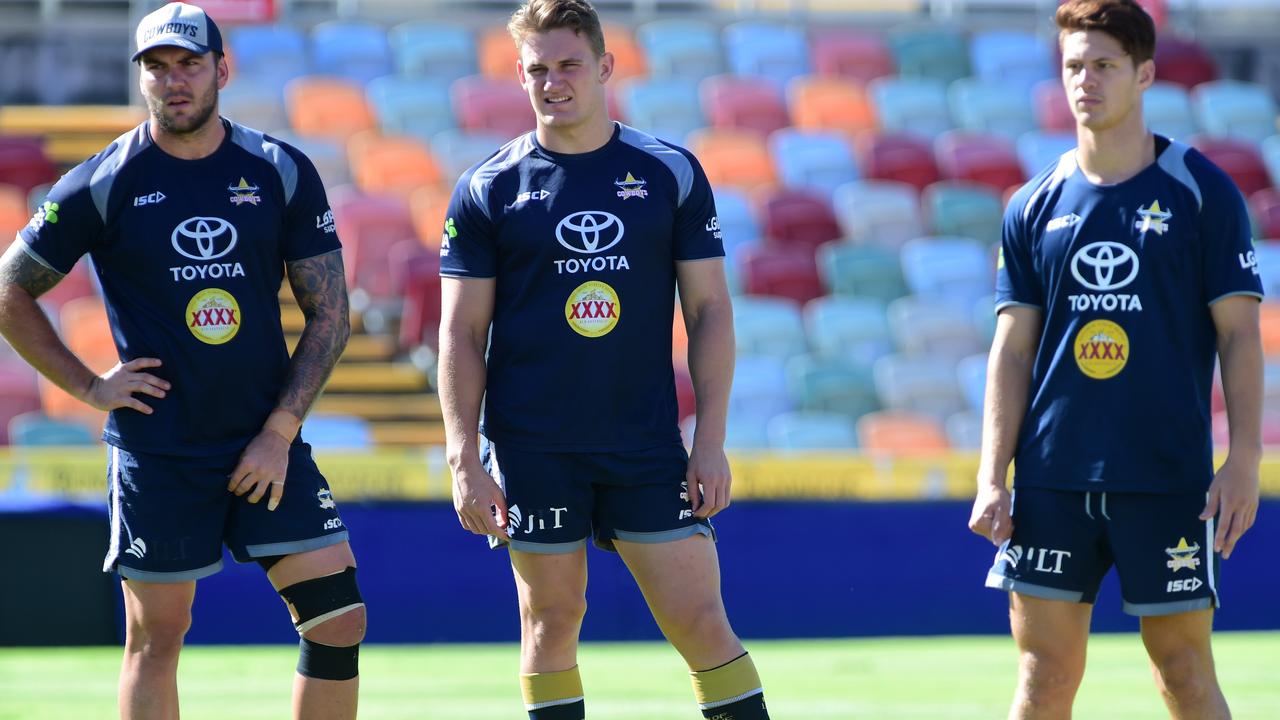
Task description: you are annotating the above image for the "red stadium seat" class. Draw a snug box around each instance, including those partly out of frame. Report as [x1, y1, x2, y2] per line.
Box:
[739, 244, 824, 304]
[758, 188, 842, 251]
[1032, 79, 1075, 132]
[0, 184, 29, 246]
[857, 132, 941, 192]
[451, 75, 537, 140]
[1154, 36, 1217, 90]
[1250, 188, 1280, 240]
[700, 75, 791, 137]
[810, 30, 895, 85]
[0, 137, 57, 195]
[394, 241, 442, 352]
[934, 131, 1025, 193]
[1193, 137, 1272, 198]
[331, 191, 418, 300]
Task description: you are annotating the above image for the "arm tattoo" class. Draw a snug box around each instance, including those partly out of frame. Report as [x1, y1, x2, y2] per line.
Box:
[279, 250, 350, 419]
[0, 245, 64, 299]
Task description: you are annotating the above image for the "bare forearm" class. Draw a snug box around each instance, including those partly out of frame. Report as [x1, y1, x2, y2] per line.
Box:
[686, 299, 734, 445]
[978, 348, 1033, 487]
[279, 251, 350, 423]
[438, 330, 488, 469]
[1219, 325, 1263, 463]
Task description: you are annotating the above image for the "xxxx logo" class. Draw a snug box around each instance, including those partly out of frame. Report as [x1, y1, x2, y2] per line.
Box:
[565, 281, 620, 338]
[186, 288, 242, 345]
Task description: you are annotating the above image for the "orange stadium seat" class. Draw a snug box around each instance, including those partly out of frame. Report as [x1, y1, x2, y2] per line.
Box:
[602, 23, 647, 81]
[285, 77, 377, 142]
[685, 130, 777, 193]
[701, 75, 791, 137]
[0, 358, 42, 446]
[451, 75, 537, 139]
[1192, 137, 1273, 197]
[787, 76, 876, 137]
[410, 185, 452, 249]
[811, 30, 895, 85]
[858, 133, 941, 192]
[40, 296, 113, 427]
[856, 410, 950, 454]
[0, 184, 29, 245]
[1261, 303, 1280, 358]
[347, 131, 444, 200]
[479, 26, 519, 79]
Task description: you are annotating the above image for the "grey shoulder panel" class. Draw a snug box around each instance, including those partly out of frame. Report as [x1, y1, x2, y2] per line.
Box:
[89, 123, 152, 222]
[467, 133, 537, 221]
[230, 121, 300, 203]
[617, 124, 694, 206]
[1157, 140, 1203, 210]
[1022, 149, 1077, 222]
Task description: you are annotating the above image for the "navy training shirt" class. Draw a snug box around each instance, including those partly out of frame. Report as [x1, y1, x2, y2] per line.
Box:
[996, 136, 1263, 493]
[440, 123, 723, 452]
[17, 119, 340, 456]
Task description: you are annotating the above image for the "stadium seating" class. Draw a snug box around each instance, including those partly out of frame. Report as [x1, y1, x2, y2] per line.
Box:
[478, 25, 518, 79]
[816, 243, 908, 302]
[768, 129, 860, 200]
[227, 25, 309, 93]
[35, 263, 98, 314]
[0, 358, 41, 446]
[685, 129, 777, 192]
[810, 30, 895, 85]
[759, 188, 842, 251]
[1252, 241, 1280, 298]
[395, 242, 442, 353]
[267, 132, 350, 190]
[636, 19, 722, 81]
[830, 180, 924, 249]
[711, 189, 760, 254]
[389, 21, 477, 82]
[601, 23, 648, 81]
[1032, 79, 1075, 132]
[948, 78, 1038, 141]
[700, 75, 791, 137]
[366, 75, 456, 143]
[872, 354, 968, 419]
[347, 132, 443, 199]
[732, 295, 807, 359]
[899, 236, 992, 304]
[1192, 137, 1273, 197]
[409, 185, 451, 249]
[220, 79, 291, 135]
[722, 21, 810, 91]
[0, 184, 28, 244]
[886, 25, 970, 85]
[1016, 131, 1075, 178]
[617, 78, 705, 144]
[285, 77, 377, 143]
[41, 296, 113, 427]
[331, 191, 419, 300]
[0, 137, 56, 195]
[1154, 35, 1218, 89]
[955, 353, 988, 412]
[430, 129, 509, 184]
[766, 410, 858, 450]
[944, 409, 984, 449]
[1263, 135, 1280, 188]
[934, 131, 1025, 192]
[310, 21, 394, 85]
[787, 76, 876, 137]
[7, 411, 97, 446]
[803, 295, 893, 366]
[921, 181, 1003, 244]
[886, 295, 985, 360]
[868, 77, 954, 140]
[451, 75, 537, 139]
[855, 410, 950, 454]
[739, 244, 824, 304]
[728, 354, 794, 440]
[1249, 189, 1280, 240]
[302, 414, 375, 450]
[785, 353, 880, 420]
[969, 30, 1054, 93]
[972, 294, 999, 347]
[857, 133, 941, 191]
[1144, 82, 1198, 140]
[1262, 303, 1280, 358]
[1192, 80, 1279, 145]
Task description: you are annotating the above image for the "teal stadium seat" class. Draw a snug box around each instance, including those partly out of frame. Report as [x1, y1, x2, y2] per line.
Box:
[1016, 131, 1076, 177]
[766, 411, 858, 450]
[727, 355, 794, 446]
[784, 354, 880, 421]
[1144, 82, 1198, 140]
[389, 21, 477, 82]
[969, 30, 1053, 93]
[887, 295, 985, 360]
[723, 21, 810, 91]
[900, 236, 992, 305]
[8, 412, 96, 447]
[887, 25, 970, 85]
[636, 19, 722, 81]
[768, 129, 859, 201]
[872, 354, 967, 420]
[366, 75, 456, 142]
[310, 20, 393, 85]
[802, 295, 893, 367]
[868, 77, 954, 140]
[831, 180, 924, 250]
[1192, 80, 1279, 145]
[617, 78, 705, 145]
[948, 78, 1038, 141]
[921, 181, 1003, 245]
[732, 295, 807, 359]
[815, 243, 908, 302]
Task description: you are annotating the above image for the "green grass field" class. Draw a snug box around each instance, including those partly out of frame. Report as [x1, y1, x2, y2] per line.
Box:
[2, 633, 1277, 719]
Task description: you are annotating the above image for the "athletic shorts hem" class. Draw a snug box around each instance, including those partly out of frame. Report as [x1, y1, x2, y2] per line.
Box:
[985, 573, 1085, 603]
[1123, 597, 1217, 617]
[115, 559, 223, 582]
[241, 530, 349, 560]
[611, 523, 714, 546]
[499, 537, 590, 554]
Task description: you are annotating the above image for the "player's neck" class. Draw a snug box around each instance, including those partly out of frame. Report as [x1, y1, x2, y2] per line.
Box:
[148, 115, 226, 161]
[535, 116, 615, 155]
[1074, 116, 1154, 185]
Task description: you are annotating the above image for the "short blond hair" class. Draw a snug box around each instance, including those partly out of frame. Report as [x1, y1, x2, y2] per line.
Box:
[507, 0, 606, 57]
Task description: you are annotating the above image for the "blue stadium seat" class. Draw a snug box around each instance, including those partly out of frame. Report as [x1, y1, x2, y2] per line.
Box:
[366, 75, 455, 142]
[921, 181, 1003, 245]
[900, 236, 992, 305]
[311, 20, 394, 85]
[263, 132, 350, 189]
[1144, 82, 1198, 140]
[969, 30, 1054, 93]
[227, 25, 309, 93]
[1192, 80, 1279, 145]
[733, 295, 808, 359]
[815, 243, 908, 301]
[1016, 131, 1076, 178]
[785, 353, 880, 420]
[636, 19, 721, 81]
[430, 129, 509, 184]
[886, 295, 985, 360]
[617, 78, 705, 144]
[220, 79, 291, 135]
[945, 409, 984, 449]
[831, 180, 924, 250]
[1253, 241, 1280, 297]
[728, 355, 793, 444]
[872, 353, 967, 420]
[956, 353, 988, 412]
[723, 21, 809, 90]
[712, 189, 760, 255]
[887, 25, 970, 85]
[973, 294, 998, 347]
[868, 77, 954, 140]
[302, 414, 374, 450]
[766, 411, 858, 450]
[8, 412, 96, 446]
[768, 129, 859, 201]
[948, 78, 1037, 141]
[389, 21, 476, 82]
[802, 295, 892, 367]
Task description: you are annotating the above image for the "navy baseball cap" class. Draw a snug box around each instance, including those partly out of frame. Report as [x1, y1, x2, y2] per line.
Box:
[132, 2, 224, 62]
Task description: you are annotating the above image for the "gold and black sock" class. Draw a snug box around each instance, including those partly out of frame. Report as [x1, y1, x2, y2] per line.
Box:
[521, 666, 585, 720]
[691, 652, 769, 719]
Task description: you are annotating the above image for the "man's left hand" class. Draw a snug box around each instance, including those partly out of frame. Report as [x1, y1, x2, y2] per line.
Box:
[687, 442, 731, 519]
[228, 428, 292, 511]
[1200, 456, 1261, 560]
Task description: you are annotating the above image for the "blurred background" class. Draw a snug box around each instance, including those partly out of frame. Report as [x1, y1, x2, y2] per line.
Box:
[1, 0, 1278, 681]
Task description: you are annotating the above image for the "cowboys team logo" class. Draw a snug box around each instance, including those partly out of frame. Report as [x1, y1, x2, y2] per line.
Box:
[1135, 200, 1171, 235]
[556, 211, 625, 254]
[565, 281, 620, 337]
[172, 217, 237, 260]
[228, 178, 261, 206]
[186, 288, 241, 344]
[1073, 319, 1128, 379]
[614, 172, 648, 200]
[1165, 537, 1201, 572]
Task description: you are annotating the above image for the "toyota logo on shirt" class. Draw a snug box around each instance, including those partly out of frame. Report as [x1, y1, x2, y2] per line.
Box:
[1070, 241, 1139, 291]
[172, 217, 238, 261]
[556, 211, 625, 254]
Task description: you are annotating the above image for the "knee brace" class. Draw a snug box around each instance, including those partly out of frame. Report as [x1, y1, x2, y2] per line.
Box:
[280, 567, 364, 680]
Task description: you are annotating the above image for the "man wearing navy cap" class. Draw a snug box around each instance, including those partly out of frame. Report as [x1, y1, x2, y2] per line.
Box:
[0, 3, 364, 718]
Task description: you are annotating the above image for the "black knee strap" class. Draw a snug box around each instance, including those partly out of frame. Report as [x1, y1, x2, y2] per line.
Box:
[279, 566, 364, 633]
[298, 637, 359, 681]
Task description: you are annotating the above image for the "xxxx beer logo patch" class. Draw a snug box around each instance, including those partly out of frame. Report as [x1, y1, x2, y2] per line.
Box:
[565, 281, 620, 337]
[186, 288, 241, 345]
[1074, 319, 1128, 379]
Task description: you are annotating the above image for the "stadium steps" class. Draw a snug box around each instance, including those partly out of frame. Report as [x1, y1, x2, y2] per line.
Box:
[287, 332, 395, 362]
[367, 420, 446, 447]
[0, 105, 145, 164]
[326, 362, 430, 392]
[313, 392, 440, 421]
[281, 303, 366, 334]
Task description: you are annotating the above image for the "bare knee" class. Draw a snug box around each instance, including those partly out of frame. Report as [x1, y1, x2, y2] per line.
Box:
[302, 606, 367, 647]
[1150, 645, 1215, 703]
[126, 610, 191, 662]
[655, 598, 734, 647]
[1017, 648, 1085, 710]
[522, 593, 586, 644]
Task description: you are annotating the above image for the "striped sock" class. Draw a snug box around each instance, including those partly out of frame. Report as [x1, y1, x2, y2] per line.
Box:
[691, 652, 769, 719]
[521, 666, 585, 720]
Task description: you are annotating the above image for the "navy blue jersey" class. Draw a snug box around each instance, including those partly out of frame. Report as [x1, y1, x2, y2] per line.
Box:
[441, 123, 723, 452]
[996, 136, 1263, 493]
[17, 119, 340, 456]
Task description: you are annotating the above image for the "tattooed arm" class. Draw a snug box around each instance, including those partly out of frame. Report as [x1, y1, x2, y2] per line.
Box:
[0, 242, 168, 413]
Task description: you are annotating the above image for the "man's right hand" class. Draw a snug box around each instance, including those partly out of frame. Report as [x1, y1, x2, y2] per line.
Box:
[969, 481, 1013, 546]
[451, 458, 509, 541]
[83, 358, 169, 414]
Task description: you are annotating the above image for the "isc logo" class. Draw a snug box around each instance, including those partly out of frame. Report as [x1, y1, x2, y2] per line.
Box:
[678, 509, 693, 520]
[1167, 577, 1203, 593]
[324, 518, 344, 530]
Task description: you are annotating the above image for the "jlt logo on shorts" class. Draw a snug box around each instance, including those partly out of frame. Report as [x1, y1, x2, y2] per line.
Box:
[505, 505, 568, 537]
[1001, 545, 1071, 574]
